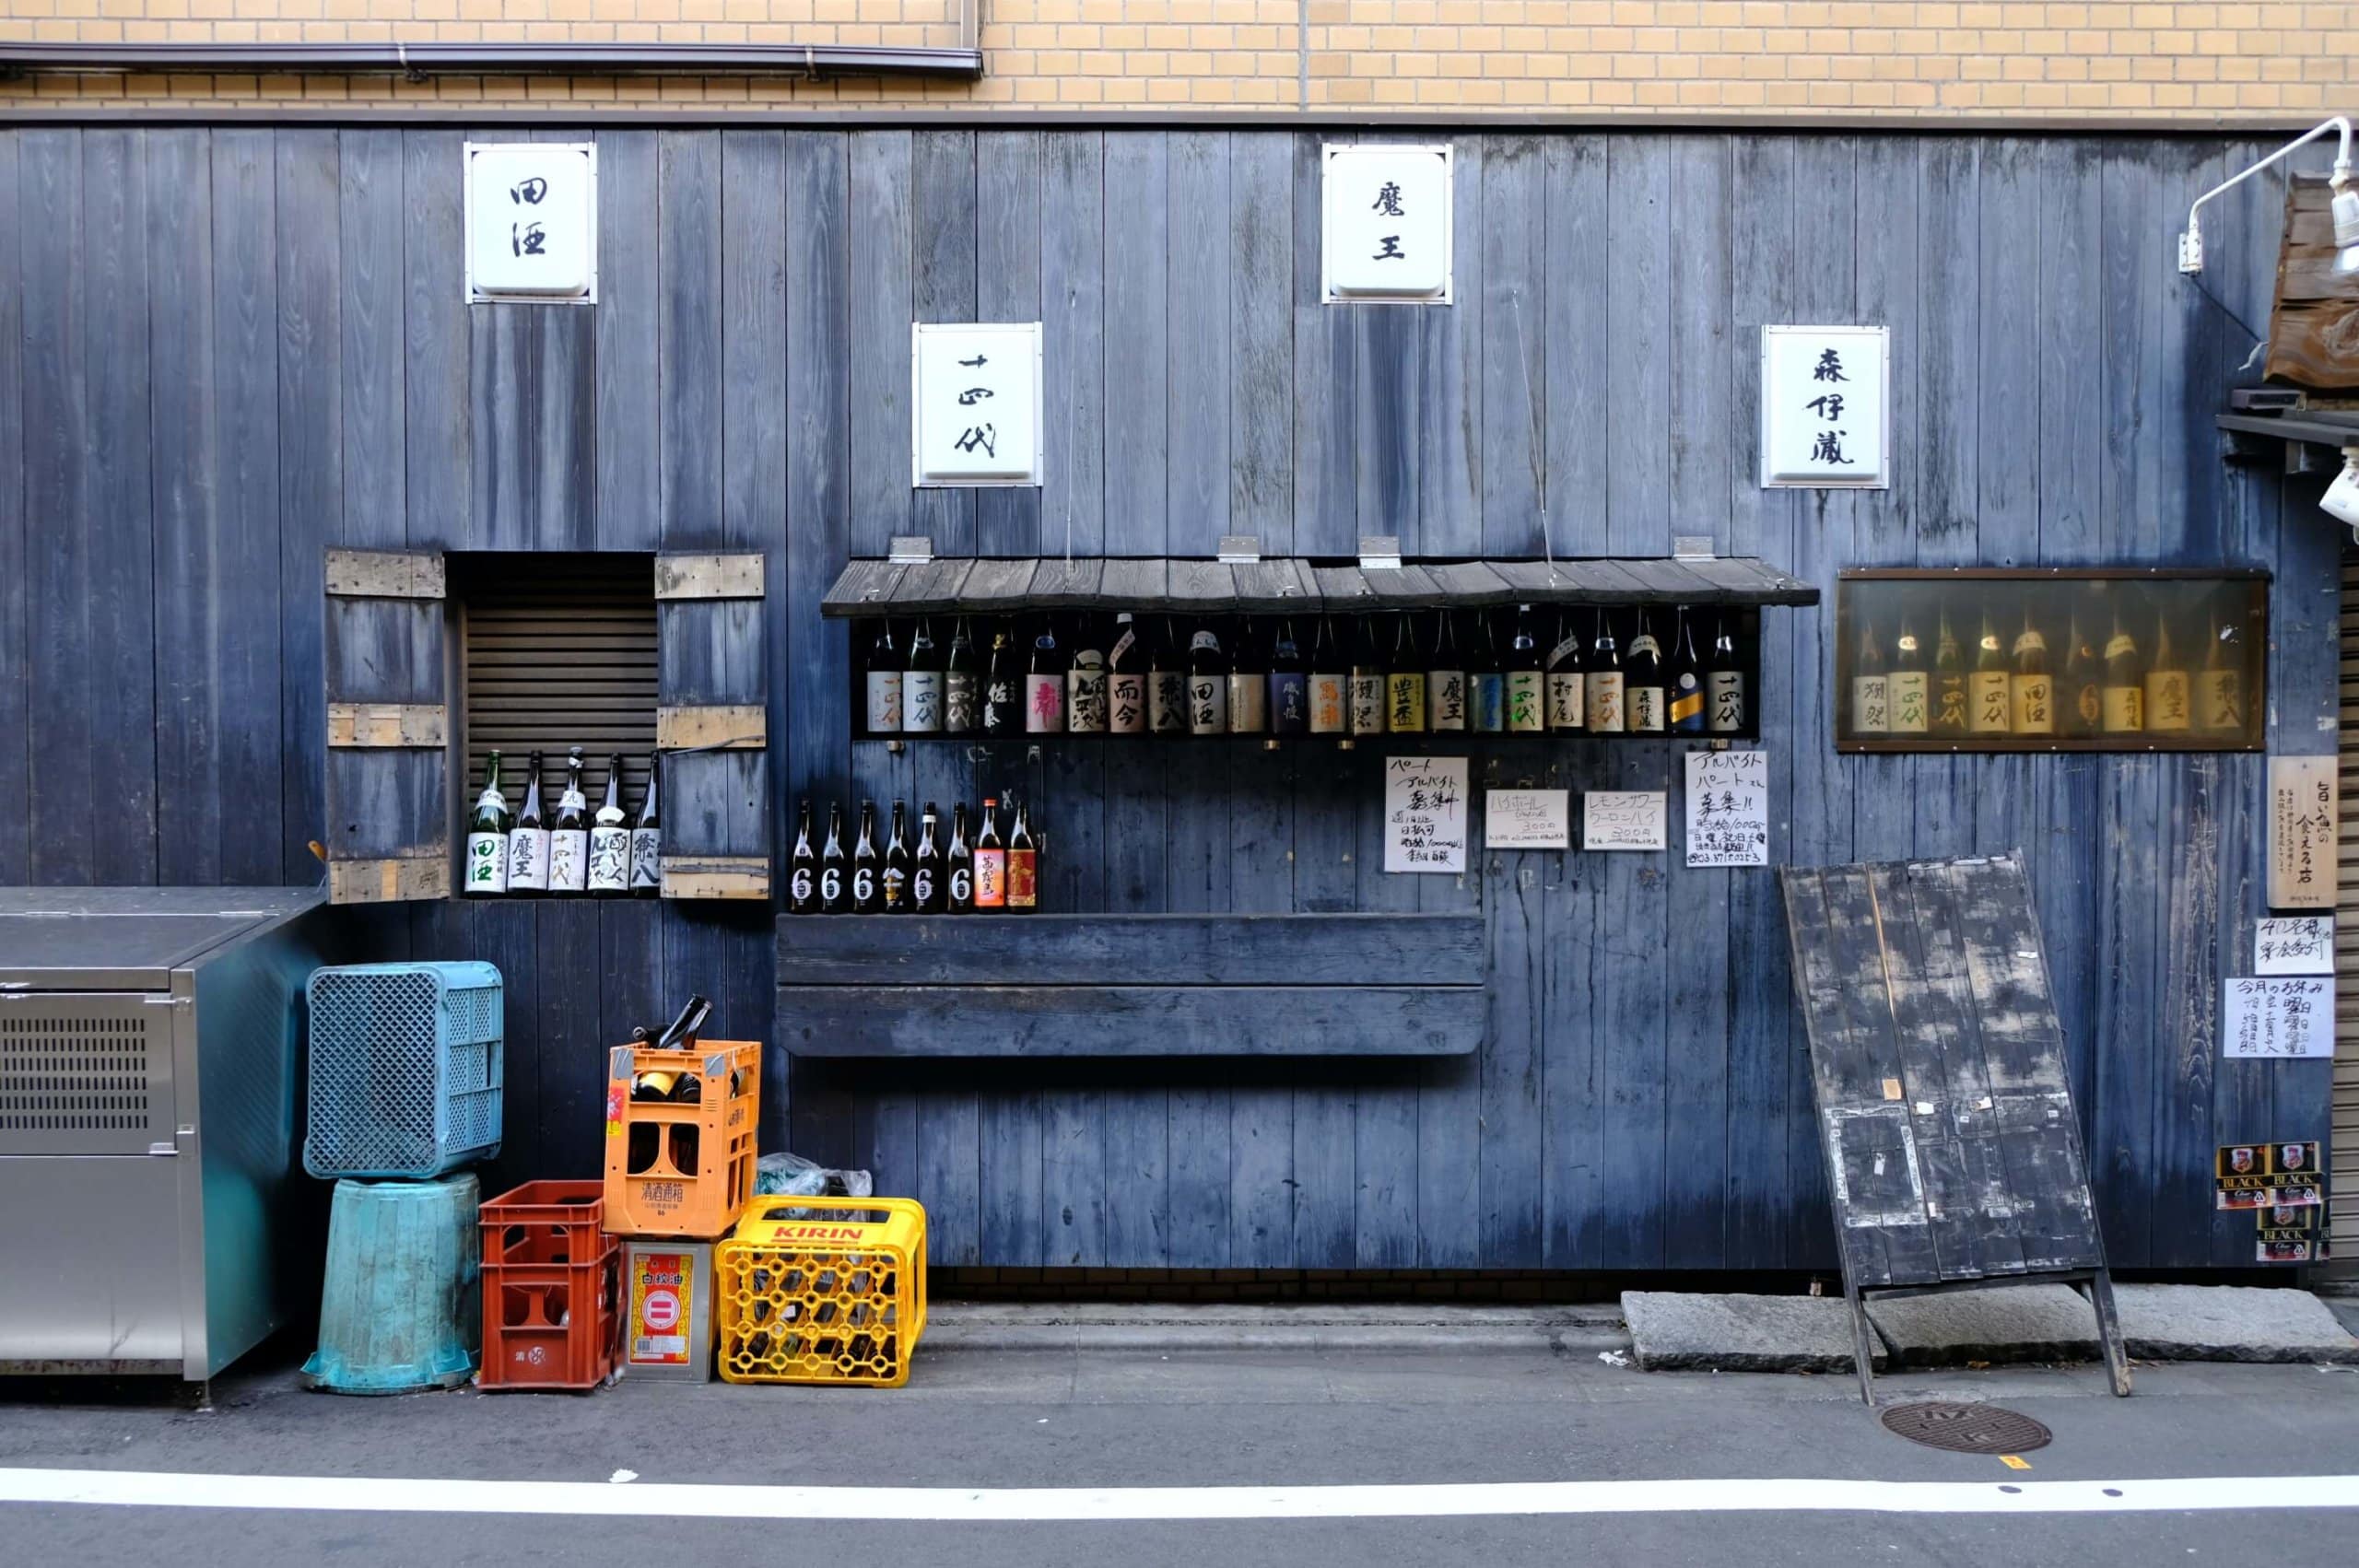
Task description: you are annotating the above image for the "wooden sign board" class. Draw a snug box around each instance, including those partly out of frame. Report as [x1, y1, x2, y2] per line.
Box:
[2267, 755, 2337, 910]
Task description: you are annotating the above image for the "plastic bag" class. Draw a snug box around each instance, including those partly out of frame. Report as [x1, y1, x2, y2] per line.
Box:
[754, 1150, 874, 1207]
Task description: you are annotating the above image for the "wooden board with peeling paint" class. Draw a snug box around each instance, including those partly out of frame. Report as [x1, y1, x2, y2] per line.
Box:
[1781, 852, 2107, 1288]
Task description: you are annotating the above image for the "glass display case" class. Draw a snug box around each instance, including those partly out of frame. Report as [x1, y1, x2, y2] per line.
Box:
[1833, 569, 2268, 753]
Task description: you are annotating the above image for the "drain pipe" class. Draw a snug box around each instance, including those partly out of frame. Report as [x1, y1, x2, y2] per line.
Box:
[0, 39, 984, 83]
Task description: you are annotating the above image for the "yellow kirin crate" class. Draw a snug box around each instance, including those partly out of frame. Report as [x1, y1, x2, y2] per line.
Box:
[716, 1195, 928, 1387]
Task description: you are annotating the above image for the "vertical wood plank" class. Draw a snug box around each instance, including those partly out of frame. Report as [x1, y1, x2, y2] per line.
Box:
[1418, 134, 1482, 556]
[405, 131, 471, 551]
[911, 129, 978, 556]
[1168, 131, 1229, 556]
[1602, 135, 1670, 558]
[1039, 131, 1105, 562]
[277, 127, 340, 886]
[659, 130, 723, 548]
[1229, 133, 1292, 554]
[978, 130, 1044, 556]
[0, 132, 23, 885]
[847, 130, 913, 556]
[213, 129, 286, 883]
[82, 129, 159, 885]
[148, 129, 221, 887]
[1480, 135, 1545, 557]
[21, 131, 91, 887]
[722, 130, 787, 556]
[1483, 840, 1544, 1266]
[1103, 132, 1169, 558]
[1291, 132, 1356, 557]
[593, 130, 659, 553]
[1543, 135, 1608, 556]
[339, 129, 406, 550]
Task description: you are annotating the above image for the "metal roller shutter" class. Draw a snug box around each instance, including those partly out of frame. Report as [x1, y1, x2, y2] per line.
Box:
[456, 553, 659, 814]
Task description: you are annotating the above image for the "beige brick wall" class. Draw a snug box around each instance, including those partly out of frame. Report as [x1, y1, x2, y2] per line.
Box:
[3, 1, 2353, 117]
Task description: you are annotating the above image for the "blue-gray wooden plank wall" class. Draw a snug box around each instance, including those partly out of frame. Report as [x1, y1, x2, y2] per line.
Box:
[0, 125, 2331, 1272]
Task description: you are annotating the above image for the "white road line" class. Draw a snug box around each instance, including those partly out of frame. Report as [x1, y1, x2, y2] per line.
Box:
[4, 1469, 2358, 1522]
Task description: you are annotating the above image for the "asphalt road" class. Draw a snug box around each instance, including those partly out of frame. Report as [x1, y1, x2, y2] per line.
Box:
[6, 1338, 2356, 1566]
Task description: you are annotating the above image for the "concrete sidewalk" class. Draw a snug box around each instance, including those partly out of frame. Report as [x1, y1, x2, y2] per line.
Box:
[1623, 1283, 2359, 1374]
[922, 1301, 1629, 1355]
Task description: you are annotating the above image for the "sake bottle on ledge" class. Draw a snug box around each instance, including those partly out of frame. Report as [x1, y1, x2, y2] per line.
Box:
[1426, 611, 1466, 732]
[945, 802, 975, 913]
[1227, 620, 1269, 736]
[1027, 618, 1066, 734]
[1269, 618, 1309, 738]
[505, 750, 549, 895]
[465, 750, 510, 896]
[1970, 611, 2012, 736]
[2060, 618, 2101, 739]
[629, 757, 662, 895]
[1586, 609, 1625, 734]
[1850, 614, 1889, 735]
[2201, 609, 2246, 734]
[973, 797, 1007, 909]
[546, 746, 590, 895]
[1930, 610, 1969, 737]
[1625, 609, 1667, 734]
[1387, 614, 1427, 734]
[1667, 607, 1706, 735]
[865, 619, 902, 734]
[943, 615, 980, 734]
[881, 801, 910, 912]
[1470, 612, 1507, 735]
[851, 801, 881, 914]
[1708, 614, 1745, 735]
[2144, 612, 2189, 733]
[1508, 603, 1546, 734]
[1308, 616, 1347, 738]
[912, 802, 945, 913]
[1349, 616, 1389, 743]
[819, 802, 849, 914]
[1107, 612, 1148, 735]
[903, 617, 943, 735]
[981, 624, 1021, 737]
[588, 753, 631, 895]
[1188, 622, 1229, 736]
[2011, 606, 2054, 737]
[1067, 615, 1109, 734]
[1149, 617, 1190, 736]
[2101, 611, 2144, 734]
[788, 799, 818, 915]
[1546, 608, 1586, 733]
[1887, 617, 1928, 736]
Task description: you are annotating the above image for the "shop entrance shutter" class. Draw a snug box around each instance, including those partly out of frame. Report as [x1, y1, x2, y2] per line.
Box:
[2335, 550, 2359, 1269]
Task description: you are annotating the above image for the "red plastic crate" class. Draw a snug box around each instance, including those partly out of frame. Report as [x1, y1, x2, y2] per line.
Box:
[477, 1180, 624, 1393]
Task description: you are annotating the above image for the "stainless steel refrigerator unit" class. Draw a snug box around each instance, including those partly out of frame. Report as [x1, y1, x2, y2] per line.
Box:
[0, 888, 340, 1381]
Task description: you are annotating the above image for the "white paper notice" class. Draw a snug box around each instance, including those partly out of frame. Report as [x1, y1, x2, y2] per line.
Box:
[2255, 917, 2334, 976]
[1583, 790, 1666, 851]
[2222, 977, 2334, 1059]
[1684, 750, 1770, 867]
[1385, 755, 1468, 873]
[1484, 789, 1569, 849]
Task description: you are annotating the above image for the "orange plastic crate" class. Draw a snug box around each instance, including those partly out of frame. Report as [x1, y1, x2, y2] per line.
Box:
[600, 1040, 760, 1239]
[477, 1180, 624, 1393]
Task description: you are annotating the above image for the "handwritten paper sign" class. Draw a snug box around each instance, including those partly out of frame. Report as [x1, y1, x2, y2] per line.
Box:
[1485, 789, 1569, 849]
[2222, 977, 2334, 1059]
[2267, 755, 2337, 910]
[1684, 750, 1770, 867]
[1385, 755, 1467, 873]
[2256, 917, 2334, 976]
[1583, 790, 1666, 851]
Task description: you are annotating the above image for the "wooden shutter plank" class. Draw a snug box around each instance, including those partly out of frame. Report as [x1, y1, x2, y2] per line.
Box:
[326, 547, 445, 600]
[328, 702, 449, 748]
[657, 561, 769, 900]
[654, 703, 767, 750]
[655, 551, 765, 601]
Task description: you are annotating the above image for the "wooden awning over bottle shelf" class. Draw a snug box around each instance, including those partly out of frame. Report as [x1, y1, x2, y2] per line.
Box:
[818, 554, 1819, 619]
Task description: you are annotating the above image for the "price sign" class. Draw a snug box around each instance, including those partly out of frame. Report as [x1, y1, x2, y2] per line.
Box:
[1385, 756, 1468, 873]
[1485, 789, 1569, 849]
[1583, 790, 1666, 851]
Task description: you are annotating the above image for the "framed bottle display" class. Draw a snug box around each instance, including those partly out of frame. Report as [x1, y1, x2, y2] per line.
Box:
[1833, 568, 2269, 754]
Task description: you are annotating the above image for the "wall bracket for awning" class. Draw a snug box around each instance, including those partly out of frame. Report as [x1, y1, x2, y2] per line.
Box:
[818, 554, 1820, 619]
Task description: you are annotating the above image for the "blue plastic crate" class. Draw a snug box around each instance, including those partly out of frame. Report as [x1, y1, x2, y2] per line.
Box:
[304, 961, 503, 1179]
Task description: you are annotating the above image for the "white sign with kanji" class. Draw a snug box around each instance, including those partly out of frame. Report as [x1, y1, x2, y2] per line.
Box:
[1321, 144, 1453, 303]
[911, 322, 1044, 486]
[1760, 324, 1888, 488]
[465, 142, 597, 303]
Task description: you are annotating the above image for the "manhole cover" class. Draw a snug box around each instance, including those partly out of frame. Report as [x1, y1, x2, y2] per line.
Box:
[1878, 1401, 2052, 1455]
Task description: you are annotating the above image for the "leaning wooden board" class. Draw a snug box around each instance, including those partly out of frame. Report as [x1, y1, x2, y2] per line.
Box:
[1780, 852, 2107, 1288]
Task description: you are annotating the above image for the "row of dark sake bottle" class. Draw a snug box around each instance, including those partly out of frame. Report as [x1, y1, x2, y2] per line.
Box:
[787, 796, 1040, 914]
[859, 604, 1752, 740]
[1847, 606, 2249, 738]
[463, 745, 663, 896]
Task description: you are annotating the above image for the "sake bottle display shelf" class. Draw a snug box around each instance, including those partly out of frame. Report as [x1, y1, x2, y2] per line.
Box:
[772, 912, 1485, 1059]
[1833, 568, 2270, 755]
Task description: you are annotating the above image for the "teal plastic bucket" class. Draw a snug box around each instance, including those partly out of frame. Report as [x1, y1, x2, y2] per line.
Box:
[301, 1174, 481, 1395]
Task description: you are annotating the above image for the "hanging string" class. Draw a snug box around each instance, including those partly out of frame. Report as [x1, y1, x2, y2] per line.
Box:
[1509, 287, 1555, 586]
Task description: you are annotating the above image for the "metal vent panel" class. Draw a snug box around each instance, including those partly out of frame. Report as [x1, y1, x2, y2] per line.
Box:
[0, 996, 173, 1155]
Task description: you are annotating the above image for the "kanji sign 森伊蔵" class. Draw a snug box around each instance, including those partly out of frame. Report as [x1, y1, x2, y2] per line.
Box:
[1760, 325, 1889, 488]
